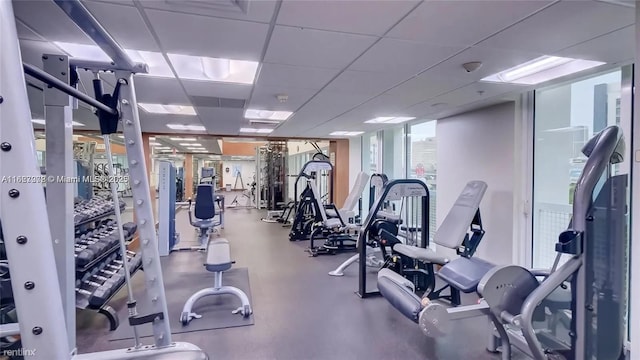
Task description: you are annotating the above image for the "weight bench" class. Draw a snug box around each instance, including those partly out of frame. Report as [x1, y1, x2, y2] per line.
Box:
[386, 180, 487, 304]
[180, 238, 252, 326]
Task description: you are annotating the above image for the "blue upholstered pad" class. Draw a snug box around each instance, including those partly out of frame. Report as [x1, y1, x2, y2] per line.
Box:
[205, 239, 232, 272]
[437, 257, 495, 293]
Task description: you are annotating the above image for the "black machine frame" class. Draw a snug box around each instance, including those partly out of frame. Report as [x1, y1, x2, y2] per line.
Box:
[289, 160, 334, 241]
[358, 179, 430, 298]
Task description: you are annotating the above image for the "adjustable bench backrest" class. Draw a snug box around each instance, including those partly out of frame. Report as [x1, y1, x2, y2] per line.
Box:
[341, 172, 370, 213]
[433, 181, 487, 251]
[195, 184, 216, 220]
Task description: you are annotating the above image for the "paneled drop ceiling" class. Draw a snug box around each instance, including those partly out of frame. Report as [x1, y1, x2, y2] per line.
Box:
[14, 0, 636, 139]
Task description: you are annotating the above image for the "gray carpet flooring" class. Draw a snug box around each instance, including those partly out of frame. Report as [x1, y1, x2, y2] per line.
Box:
[76, 208, 521, 359]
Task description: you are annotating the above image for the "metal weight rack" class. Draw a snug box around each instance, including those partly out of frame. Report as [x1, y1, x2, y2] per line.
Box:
[255, 141, 288, 211]
[0, 1, 206, 359]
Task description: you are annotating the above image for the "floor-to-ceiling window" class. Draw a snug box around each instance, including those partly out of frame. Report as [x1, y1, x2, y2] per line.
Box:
[382, 126, 406, 180]
[533, 67, 632, 344]
[533, 69, 627, 267]
[407, 121, 437, 241]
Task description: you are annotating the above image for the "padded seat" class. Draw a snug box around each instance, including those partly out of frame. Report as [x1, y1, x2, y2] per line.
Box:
[393, 244, 449, 265]
[192, 220, 215, 228]
[324, 218, 343, 229]
[204, 239, 232, 273]
[543, 286, 572, 310]
[437, 257, 495, 293]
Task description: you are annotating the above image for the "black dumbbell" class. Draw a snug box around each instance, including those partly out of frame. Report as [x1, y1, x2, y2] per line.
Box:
[89, 271, 125, 307]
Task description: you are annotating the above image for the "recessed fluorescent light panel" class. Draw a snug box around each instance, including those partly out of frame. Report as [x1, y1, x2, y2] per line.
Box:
[31, 119, 85, 126]
[239, 128, 273, 134]
[244, 109, 292, 121]
[170, 137, 197, 141]
[53, 42, 173, 78]
[481, 56, 606, 85]
[364, 116, 416, 124]
[180, 143, 202, 146]
[155, 146, 171, 150]
[166, 124, 206, 131]
[150, 142, 162, 146]
[329, 131, 364, 136]
[168, 54, 258, 84]
[139, 103, 197, 115]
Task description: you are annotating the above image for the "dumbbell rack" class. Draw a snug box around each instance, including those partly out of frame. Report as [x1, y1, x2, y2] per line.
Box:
[75, 248, 142, 331]
[73, 200, 140, 331]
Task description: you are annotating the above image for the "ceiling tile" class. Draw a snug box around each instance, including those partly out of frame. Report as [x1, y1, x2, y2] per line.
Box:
[387, 0, 553, 47]
[256, 63, 338, 90]
[478, 1, 635, 54]
[182, 80, 253, 99]
[12, 0, 94, 43]
[417, 45, 545, 84]
[84, 1, 159, 51]
[16, 21, 44, 41]
[274, 90, 372, 135]
[146, 9, 269, 60]
[138, 113, 206, 133]
[141, 0, 277, 23]
[555, 25, 634, 64]
[277, 0, 419, 36]
[20, 40, 61, 66]
[85, 0, 135, 6]
[197, 107, 246, 135]
[264, 26, 377, 69]
[383, 72, 467, 107]
[323, 70, 406, 97]
[133, 77, 190, 104]
[249, 86, 317, 111]
[427, 82, 523, 109]
[354, 93, 419, 115]
[349, 38, 464, 77]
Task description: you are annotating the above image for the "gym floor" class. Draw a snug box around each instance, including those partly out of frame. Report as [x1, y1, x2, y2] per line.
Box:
[76, 207, 524, 360]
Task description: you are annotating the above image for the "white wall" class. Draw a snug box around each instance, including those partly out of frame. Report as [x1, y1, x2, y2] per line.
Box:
[436, 102, 517, 265]
[220, 160, 255, 190]
[349, 137, 362, 190]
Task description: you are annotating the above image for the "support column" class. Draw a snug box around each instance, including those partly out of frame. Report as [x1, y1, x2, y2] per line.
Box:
[329, 139, 349, 208]
[0, 3, 70, 356]
[630, 4, 640, 357]
[184, 153, 193, 199]
[142, 133, 156, 221]
[43, 54, 76, 351]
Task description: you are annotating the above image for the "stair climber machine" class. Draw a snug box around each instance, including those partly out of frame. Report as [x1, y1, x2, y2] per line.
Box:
[378, 126, 628, 360]
[288, 160, 334, 241]
[328, 173, 390, 275]
[306, 172, 370, 256]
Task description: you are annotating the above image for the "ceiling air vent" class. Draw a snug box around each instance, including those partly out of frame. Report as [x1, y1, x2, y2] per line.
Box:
[190, 96, 246, 109]
[164, 0, 249, 14]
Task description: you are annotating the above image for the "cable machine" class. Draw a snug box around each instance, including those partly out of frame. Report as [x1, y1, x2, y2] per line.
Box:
[0, 1, 206, 358]
[255, 141, 288, 212]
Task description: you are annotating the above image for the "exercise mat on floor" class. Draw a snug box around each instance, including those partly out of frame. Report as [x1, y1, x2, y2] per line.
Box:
[109, 267, 254, 341]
